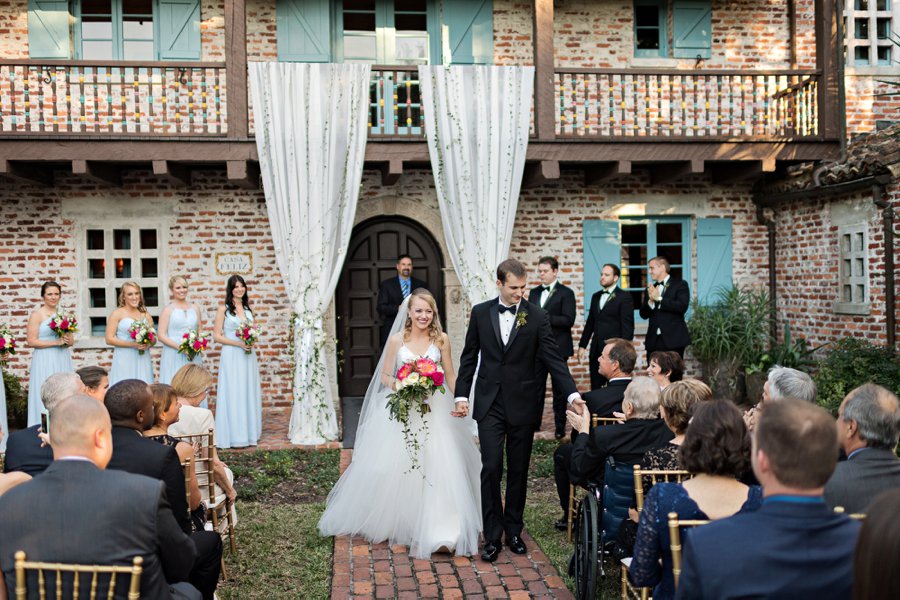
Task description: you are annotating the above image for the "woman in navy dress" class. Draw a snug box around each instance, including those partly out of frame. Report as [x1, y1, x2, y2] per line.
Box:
[212, 275, 262, 448]
[26, 281, 74, 426]
[158, 275, 204, 385]
[106, 281, 155, 385]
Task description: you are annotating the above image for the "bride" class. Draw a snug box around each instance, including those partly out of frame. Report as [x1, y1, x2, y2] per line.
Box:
[318, 289, 482, 558]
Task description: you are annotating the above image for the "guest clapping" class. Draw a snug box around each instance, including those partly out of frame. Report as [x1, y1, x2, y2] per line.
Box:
[158, 276, 204, 385]
[26, 281, 75, 426]
[106, 281, 156, 385]
[77, 366, 109, 403]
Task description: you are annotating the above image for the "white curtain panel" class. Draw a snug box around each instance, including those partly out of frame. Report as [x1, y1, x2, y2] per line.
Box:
[249, 62, 370, 445]
[418, 65, 534, 304]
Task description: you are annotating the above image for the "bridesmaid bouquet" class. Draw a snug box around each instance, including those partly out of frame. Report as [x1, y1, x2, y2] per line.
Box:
[386, 357, 446, 471]
[48, 311, 78, 338]
[178, 330, 210, 360]
[128, 320, 157, 355]
[235, 320, 260, 354]
[0, 325, 16, 366]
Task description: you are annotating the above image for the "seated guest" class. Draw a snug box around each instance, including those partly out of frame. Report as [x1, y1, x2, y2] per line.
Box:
[104, 379, 222, 600]
[630, 401, 762, 599]
[647, 351, 684, 391]
[678, 378, 713, 403]
[743, 366, 816, 432]
[583, 338, 635, 417]
[0, 426, 30, 497]
[3, 372, 84, 477]
[853, 489, 900, 600]
[77, 365, 109, 403]
[675, 399, 860, 600]
[553, 377, 671, 530]
[145, 384, 206, 531]
[825, 383, 900, 514]
[169, 364, 236, 504]
[0, 395, 200, 599]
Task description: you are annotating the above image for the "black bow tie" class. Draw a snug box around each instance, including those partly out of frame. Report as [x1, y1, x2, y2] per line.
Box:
[654, 281, 665, 287]
[499, 304, 517, 314]
[600, 290, 610, 295]
[543, 285, 551, 291]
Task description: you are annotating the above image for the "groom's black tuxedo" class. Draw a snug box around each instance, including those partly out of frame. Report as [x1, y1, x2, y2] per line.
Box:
[456, 298, 578, 542]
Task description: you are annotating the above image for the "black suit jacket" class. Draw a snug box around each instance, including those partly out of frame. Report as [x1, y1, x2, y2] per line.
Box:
[639, 278, 691, 350]
[106, 427, 192, 534]
[376, 276, 428, 344]
[579, 287, 635, 355]
[529, 282, 576, 358]
[0, 460, 197, 599]
[570, 418, 673, 484]
[456, 299, 578, 426]
[824, 447, 900, 514]
[583, 378, 632, 416]
[2, 425, 53, 477]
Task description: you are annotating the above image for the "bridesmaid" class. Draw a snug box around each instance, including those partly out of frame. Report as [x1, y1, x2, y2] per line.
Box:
[213, 275, 262, 448]
[26, 281, 75, 427]
[158, 275, 204, 385]
[106, 281, 155, 385]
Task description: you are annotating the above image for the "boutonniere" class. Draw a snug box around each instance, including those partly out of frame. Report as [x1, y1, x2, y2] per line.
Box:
[608, 290, 616, 302]
[515, 310, 528, 328]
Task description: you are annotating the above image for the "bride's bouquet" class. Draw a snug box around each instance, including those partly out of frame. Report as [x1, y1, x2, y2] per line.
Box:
[178, 329, 210, 360]
[235, 320, 260, 354]
[0, 325, 16, 366]
[128, 320, 156, 355]
[48, 312, 78, 339]
[386, 357, 446, 472]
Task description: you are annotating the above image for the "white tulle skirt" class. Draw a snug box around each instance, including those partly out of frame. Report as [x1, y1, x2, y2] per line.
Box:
[318, 387, 482, 559]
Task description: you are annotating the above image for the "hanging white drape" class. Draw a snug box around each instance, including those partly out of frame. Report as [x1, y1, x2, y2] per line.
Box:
[249, 62, 370, 445]
[418, 65, 534, 304]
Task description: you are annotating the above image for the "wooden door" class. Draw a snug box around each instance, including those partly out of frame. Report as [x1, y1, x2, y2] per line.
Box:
[336, 217, 444, 396]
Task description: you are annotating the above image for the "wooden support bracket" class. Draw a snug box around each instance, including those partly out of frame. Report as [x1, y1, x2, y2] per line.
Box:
[72, 160, 121, 186]
[584, 161, 632, 185]
[226, 160, 260, 189]
[0, 160, 54, 187]
[152, 160, 192, 187]
[522, 160, 560, 188]
[380, 159, 403, 186]
[649, 160, 704, 185]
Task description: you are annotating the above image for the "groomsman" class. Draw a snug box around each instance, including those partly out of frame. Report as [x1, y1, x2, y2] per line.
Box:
[530, 257, 577, 439]
[578, 263, 634, 389]
[639, 256, 691, 357]
[376, 254, 427, 348]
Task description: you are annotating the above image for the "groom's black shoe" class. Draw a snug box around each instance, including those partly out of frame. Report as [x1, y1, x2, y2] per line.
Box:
[481, 540, 502, 563]
[507, 535, 527, 555]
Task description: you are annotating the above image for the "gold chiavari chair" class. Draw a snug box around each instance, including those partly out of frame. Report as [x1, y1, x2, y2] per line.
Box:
[833, 506, 866, 520]
[14, 551, 143, 600]
[668, 512, 710, 591]
[566, 415, 621, 542]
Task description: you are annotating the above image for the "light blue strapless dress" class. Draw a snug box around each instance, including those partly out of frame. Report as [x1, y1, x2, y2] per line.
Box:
[1, 364, 7, 452]
[215, 310, 262, 448]
[159, 307, 202, 385]
[109, 317, 154, 385]
[27, 318, 74, 427]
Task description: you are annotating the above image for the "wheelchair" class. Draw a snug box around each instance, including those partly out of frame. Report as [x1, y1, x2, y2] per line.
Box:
[572, 457, 636, 600]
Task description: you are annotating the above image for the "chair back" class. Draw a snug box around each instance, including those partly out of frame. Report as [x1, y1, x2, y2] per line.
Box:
[172, 429, 216, 505]
[180, 456, 193, 519]
[633, 466, 692, 512]
[592, 415, 620, 428]
[833, 506, 866, 520]
[14, 551, 143, 600]
[600, 458, 636, 545]
[667, 512, 710, 590]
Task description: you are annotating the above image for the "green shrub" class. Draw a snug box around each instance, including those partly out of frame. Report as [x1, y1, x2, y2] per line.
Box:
[688, 286, 770, 367]
[3, 370, 27, 429]
[814, 338, 900, 415]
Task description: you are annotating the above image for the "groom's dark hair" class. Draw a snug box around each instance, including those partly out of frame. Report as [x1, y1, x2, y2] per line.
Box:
[497, 259, 527, 283]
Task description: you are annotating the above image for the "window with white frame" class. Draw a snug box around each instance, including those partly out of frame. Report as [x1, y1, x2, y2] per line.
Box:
[845, 0, 898, 67]
[83, 227, 163, 337]
[836, 224, 870, 312]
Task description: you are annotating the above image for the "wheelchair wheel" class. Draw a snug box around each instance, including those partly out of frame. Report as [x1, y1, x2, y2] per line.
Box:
[574, 491, 600, 599]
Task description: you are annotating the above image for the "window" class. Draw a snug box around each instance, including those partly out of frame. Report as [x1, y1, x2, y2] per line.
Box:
[634, 0, 667, 57]
[633, 0, 712, 59]
[845, 0, 897, 66]
[83, 226, 163, 337]
[619, 218, 691, 317]
[836, 224, 870, 313]
[338, 0, 433, 64]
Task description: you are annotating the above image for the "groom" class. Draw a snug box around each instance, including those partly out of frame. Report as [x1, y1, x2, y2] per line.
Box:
[455, 259, 584, 561]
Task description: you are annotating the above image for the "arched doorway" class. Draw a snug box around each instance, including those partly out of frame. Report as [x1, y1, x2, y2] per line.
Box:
[336, 217, 445, 397]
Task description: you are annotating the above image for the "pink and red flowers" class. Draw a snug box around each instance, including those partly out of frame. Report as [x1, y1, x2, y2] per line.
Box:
[128, 320, 156, 355]
[178, 329, 210, 360]
[48, 312, 78, 337]
[0, 325, 16, 366]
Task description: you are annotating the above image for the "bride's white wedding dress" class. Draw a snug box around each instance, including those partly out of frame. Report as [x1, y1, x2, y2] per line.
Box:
[318, 341, 482, 558]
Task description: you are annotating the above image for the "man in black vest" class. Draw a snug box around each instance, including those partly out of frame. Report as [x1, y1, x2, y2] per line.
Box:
[529, 256, 577, 439]
[639, 256, 691, 357]
[578, 263, 634, 389]
[376, 254, 427, 349]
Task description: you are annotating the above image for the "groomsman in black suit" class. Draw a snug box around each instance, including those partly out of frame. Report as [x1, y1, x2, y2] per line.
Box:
[639, 256, 691, 357]
[530, 256, 577, 439]
[578, 263, 634, 389]
[376, 254, 427, 348]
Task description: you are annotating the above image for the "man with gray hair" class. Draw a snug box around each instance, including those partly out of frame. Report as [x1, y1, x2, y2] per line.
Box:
[765, 366, 817, 403]
[825, 383, 900, 513]
[2, 372, 85, 477]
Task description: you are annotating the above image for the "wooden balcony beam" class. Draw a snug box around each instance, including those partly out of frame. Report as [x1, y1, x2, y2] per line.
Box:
[72, 160, 121, 186]
[379, 159, 403, 186]
[225, 0, 249, 140]
[0, 160, 54, 187]
[522, 160, 560, 188]
[226, 160, 259, 189]
[152, 160, 192, 187]
[533, 0, 555, 141]
[648, 160, 704, 185]
[584, 161, 632, 185]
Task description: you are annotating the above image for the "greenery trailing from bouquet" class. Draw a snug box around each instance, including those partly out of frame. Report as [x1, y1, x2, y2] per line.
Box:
[386, 357, 446, 473]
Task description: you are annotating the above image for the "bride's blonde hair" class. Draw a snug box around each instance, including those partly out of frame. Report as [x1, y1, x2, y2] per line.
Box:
[403, 289, 443, 344]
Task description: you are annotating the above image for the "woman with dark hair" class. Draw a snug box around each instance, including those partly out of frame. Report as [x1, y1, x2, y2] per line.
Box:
[647, 351, 684, 390]
[26, 281, 75, 426]
[629, 401, 762, 599]
[212, 275, 262, 448]
[76, 365, 109, 403]
[853, 489, 900, 600]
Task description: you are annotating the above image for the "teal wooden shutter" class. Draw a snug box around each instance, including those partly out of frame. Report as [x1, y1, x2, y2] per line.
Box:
[443, 0, 493, 64]
[158, 0, 201, 60]
[672, 0, 711, 59]
[277, 0, 331, 62]
[583, 220, 621, 318]
[696, 218, 733, 304]
[28, 0, 71, 59]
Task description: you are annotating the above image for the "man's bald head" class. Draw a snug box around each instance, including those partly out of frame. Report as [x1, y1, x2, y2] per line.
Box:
[50, 394, 113, 468]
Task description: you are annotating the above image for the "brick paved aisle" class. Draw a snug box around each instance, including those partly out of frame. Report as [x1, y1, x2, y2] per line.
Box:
[329, 450, 574, 600]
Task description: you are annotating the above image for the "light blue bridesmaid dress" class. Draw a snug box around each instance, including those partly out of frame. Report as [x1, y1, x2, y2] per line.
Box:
[108, 317, 154, 385]
[27, 317, 74, 427]
[215, 310, 262, 448]
[1, 364, 7, 452]
[159, 307, 202, 385]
